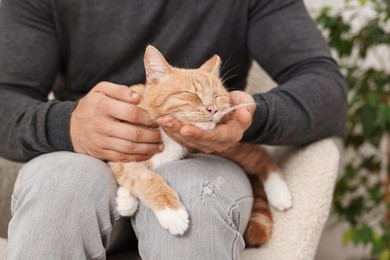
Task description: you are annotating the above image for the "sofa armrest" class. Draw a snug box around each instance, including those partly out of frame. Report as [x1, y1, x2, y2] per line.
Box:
[0, 158, 23, 238]
[242, 138, 340, 260]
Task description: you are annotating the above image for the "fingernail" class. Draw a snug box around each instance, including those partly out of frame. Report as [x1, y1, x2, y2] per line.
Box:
[158, 144, 164, 151]
[130, 92, 140, 100]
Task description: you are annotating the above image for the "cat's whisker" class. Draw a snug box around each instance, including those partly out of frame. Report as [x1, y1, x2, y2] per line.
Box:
[171, 111, 204, 116]
[217, 102, 258, 117]
[182, 57, 190, 69]
[220, 55, 232, 71]
[220, 62, 241, 83]
[221, 74, 238, 85]
[169, 101, 265, 120]
[170, 112, 209, 120]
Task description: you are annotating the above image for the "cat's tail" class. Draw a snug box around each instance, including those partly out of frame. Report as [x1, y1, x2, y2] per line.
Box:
[244, 175, 273, 247]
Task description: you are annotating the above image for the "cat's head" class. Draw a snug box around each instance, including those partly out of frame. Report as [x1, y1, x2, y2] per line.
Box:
[142, 45, 230, 131]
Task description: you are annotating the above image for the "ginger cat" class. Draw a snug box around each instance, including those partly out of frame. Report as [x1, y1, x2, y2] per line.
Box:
[108, 46, 292, 247]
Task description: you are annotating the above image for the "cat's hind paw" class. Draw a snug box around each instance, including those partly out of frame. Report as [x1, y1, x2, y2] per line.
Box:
[264, 173, 293, 211]
[116, 186, 139, 216]
[155, 207, 189, 235]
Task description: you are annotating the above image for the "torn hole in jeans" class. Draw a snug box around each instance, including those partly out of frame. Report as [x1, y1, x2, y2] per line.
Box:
[200, 176, 225, 203]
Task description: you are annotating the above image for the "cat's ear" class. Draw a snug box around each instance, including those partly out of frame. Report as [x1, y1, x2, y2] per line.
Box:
[200, 55, 221, 77]
[144, 45, 172, 84]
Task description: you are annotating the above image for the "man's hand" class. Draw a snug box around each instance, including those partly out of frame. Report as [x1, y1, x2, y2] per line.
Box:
[158, 91, 255, 153]
[70, 82, 162, 162]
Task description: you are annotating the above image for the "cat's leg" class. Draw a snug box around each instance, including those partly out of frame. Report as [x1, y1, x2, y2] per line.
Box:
[262, 170, 292, 211]
[217, 144, 292, 211]
[115, 186, 139, 216]
[134, 169, 189, 235]
[109, 161, 188, 234]
[108, 162, 139, 217]
[154, 206, 189, 236]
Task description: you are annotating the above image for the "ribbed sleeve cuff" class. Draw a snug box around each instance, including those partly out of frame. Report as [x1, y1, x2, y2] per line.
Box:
[46, 100, 78, 151]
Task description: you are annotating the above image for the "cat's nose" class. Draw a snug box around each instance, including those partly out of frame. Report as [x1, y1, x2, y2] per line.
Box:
[206, 105, 218, 115]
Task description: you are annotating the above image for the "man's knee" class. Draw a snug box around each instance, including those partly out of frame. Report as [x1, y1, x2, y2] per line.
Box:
[12, 151, 117, 215]
[155, 154, 253, 205]
[143, 154, 253, 233]
[8, 152, 121, 260]
[134, 154, 253, 259]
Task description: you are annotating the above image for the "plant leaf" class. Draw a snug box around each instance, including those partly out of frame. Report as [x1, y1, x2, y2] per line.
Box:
[380, 249, 390, 260]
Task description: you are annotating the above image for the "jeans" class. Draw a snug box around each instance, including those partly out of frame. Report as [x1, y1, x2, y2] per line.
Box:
[6, 152, 253, 260]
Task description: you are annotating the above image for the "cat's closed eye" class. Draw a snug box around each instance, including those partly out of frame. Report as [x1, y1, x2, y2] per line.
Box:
[182, 90, 196, 95]
[214, 94, 228, 100]
[180, 91, 201, 99]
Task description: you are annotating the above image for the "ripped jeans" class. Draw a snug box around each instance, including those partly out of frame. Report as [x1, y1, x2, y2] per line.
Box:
[6, 152, 253, 260]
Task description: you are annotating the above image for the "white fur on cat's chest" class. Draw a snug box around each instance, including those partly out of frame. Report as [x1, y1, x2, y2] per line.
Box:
[150, 129, 187, 169]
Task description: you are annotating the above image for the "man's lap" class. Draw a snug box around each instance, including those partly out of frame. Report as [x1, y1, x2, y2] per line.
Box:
[9, 152, 253, 259]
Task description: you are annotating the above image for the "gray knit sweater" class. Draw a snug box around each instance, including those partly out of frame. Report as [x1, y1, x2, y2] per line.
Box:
[0, 0, 347, 161]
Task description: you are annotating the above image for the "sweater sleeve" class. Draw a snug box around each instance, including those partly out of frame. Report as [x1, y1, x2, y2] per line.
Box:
[0, 0, 76, 162]
[242, 0, 348, 145]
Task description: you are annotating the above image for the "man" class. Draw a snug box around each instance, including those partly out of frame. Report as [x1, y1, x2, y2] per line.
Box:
[0, 0, 347, 259]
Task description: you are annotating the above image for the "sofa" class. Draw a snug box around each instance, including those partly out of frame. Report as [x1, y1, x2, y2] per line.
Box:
[0, 138, 340, 260]
[0, 63, 341, 259]
[0, 158, 22, 239]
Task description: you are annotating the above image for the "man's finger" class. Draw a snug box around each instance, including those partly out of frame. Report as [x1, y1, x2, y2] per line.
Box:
[179, 121, 243, 144]
[106, 121, 161, 143]
[103, 98, 156, 126]
[159, 115, 237, 143]
[157, 116, 183, 131]
[103, 137, 163, 155]
[235, 108, 253, 129]
[161, 126, 214, 153]
[94, 81, 140, 104]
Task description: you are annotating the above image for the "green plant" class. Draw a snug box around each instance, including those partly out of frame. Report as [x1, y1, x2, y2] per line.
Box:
[315, 0, 390, 259]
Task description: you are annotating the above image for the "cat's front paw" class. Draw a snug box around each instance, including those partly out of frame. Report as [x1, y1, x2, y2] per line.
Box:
[264, 173, 293, 211]
[155, 207, 189, 235]
[116, 186, 139, 216]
